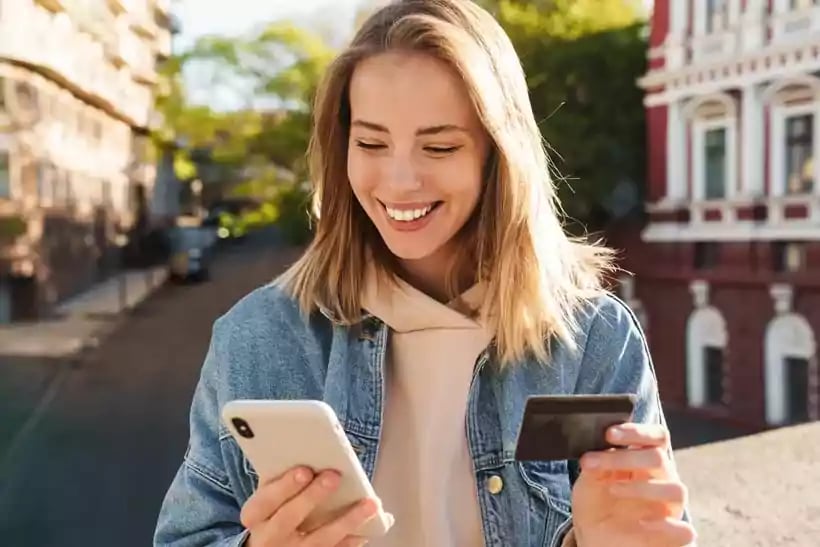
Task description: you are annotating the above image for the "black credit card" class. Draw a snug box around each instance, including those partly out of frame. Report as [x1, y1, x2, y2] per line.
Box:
[514, 394, 636, 461]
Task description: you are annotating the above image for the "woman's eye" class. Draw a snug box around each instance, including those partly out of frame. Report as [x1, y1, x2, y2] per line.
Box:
[356, 141, 386, 151]
[425, 145, 461, 155]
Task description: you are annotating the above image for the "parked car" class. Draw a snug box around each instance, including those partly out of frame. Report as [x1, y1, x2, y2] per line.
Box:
[168, 225, 215, 282]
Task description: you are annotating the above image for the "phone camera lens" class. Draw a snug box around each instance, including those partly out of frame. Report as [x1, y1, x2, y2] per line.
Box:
[231, 418, 255, 439]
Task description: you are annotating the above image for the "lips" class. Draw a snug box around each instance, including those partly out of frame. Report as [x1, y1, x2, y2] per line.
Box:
[381, 201, 442, 221]
[378, 200, 443, 231]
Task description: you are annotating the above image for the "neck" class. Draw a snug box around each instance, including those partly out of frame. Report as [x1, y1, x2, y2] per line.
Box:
[397, 245, 474, 303]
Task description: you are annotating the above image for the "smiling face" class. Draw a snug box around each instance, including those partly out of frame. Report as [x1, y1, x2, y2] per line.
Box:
[347, 50, 490, 283]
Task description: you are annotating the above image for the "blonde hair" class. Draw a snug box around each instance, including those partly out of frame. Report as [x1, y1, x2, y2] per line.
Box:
[281, 0, 614, 366]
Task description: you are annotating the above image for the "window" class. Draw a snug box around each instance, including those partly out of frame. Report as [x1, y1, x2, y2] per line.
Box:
[687, 305, 728, 408]
[773, 242, 805, 273]
[0, 152, 9, 198]
[689, 96, 737, 201]
[765, 312, 816, 425]
[694, 242, 720, 269]
[785, 357, 810, 424]
[704, 347, 725, 405]
[785, 113, 814, 194]
[790, 0, 817, 10]
[706, 0, 727, 33]
[14, 81, 36, 113]
[705, 127, 727, 199]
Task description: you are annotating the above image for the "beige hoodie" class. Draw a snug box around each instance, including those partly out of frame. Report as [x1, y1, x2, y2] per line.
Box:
[361, 268, 577, 547]
[362, 267, 489, 547]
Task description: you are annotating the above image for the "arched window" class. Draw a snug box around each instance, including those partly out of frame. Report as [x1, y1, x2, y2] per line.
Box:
[764, 76, 820, 196]
[684, 93, 738, 202]
[686, 306, 729, 407]
[765, 313, 817, 425]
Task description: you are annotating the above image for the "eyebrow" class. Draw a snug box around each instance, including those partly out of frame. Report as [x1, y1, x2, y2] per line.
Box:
[351, 120, 469, 136]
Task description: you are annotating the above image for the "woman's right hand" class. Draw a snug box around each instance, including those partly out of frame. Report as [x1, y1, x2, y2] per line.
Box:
[241, 466, 379, 547]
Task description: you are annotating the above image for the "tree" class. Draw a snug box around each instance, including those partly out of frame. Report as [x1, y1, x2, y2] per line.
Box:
[152, 22, 335, 240]
[480, 0, 648, 230]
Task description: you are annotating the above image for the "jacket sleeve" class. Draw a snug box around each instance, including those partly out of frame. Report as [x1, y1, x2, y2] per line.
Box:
[549, 295, 693, 547]
[154, 316, 249, 546]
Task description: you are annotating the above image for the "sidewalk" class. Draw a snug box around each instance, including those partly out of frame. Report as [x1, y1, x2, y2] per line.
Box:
[675, 421, 820, 546]
[0, 265, 168, 359]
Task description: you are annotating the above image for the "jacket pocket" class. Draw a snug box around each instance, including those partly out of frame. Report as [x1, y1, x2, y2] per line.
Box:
[517, 460, 573, 546]
[219, 435, 259, 503]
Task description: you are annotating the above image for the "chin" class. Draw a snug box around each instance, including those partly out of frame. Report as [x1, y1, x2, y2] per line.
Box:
[380, 236, 443, 262]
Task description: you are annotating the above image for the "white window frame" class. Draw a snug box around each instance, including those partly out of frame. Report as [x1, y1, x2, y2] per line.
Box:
[693, 117, 737, 201]
[775, 0, 819, 14]
[670, 0, 690, 35]
[770, 101, 819, 197]
[765, 313, 817, 424]
[686, 306, 729, 407]
[694, 0, 742, 35]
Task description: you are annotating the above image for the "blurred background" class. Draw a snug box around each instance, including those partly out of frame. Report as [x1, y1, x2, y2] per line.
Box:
[0, 0, 817, 545]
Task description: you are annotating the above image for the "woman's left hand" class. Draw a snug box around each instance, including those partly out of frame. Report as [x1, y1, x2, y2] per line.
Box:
[570, 423, 697, 547]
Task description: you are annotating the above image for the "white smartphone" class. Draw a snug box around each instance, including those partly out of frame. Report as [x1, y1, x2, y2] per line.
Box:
[221, 399, 394, 538]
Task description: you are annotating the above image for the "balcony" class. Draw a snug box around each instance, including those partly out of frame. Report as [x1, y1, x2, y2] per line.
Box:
[156, 28, 172, 58]
[131, 13, 158, 39]
[132, 65, 158, 86]
[34, 0, 66, 13]
[644, 195, 820, 242]
[107, 0, 126, 15]
[153, 0, 171, 16]
[103, 37, 127, 68]
[691, 30, 739, 62]
[772, 5, 820, 43]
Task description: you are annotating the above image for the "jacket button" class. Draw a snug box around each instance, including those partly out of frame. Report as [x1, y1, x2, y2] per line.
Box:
[486, 475, 504, 495]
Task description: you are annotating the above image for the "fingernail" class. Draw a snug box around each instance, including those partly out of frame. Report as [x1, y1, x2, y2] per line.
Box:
[320, 471, 340, 489]
[294, 468, 312, 484]
[609, 427, 623, 441]
[359, 498, 377, 516]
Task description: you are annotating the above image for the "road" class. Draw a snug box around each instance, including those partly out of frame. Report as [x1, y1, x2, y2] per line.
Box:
[0, 232, 303, 547]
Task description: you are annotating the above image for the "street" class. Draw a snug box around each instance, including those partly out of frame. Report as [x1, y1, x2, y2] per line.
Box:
[0, 231, 303, 547]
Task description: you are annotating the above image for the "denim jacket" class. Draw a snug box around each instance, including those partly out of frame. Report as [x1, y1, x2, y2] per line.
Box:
[154, 282, 680, 547]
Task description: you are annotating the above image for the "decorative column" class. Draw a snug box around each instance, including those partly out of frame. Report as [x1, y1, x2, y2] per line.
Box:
[666, 100, 687, 201]
[741, 83, 765, 198]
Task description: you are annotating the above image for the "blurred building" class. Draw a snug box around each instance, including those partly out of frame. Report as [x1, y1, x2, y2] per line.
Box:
[633, 0, 819, 430]
[0, 0, 176, 322]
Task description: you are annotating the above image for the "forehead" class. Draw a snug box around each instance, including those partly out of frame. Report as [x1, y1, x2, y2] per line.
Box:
[348, 51, 479, 128]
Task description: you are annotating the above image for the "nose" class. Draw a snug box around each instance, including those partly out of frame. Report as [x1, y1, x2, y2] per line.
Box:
[385, 156, 422, 192]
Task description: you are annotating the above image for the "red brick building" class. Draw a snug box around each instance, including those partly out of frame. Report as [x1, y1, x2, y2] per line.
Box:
[629, 0, 819, 430]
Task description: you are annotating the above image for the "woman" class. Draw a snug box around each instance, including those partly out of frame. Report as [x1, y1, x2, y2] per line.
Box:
[155, 1, 696, 546]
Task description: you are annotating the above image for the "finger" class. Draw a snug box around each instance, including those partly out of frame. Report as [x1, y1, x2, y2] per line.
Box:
[610, 480, 688, 506]
[260, 470, 341, 540]
[581, 447, 669, 472]
[640, 517, 698, 546]
[607, 423, 670, 448]
[303, 498, 379, 546]
[241, 467, 314, 528]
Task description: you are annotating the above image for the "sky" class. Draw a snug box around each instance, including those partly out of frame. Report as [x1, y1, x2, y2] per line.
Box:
[177, 0, 653, 50]
[176, 0, 368, 50]
[175, 0, 653, 108]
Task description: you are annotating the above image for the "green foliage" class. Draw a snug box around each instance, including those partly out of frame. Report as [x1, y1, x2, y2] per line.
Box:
[274, 183, 313, 245]
[153, 1, 647, 233]
[0, 215, 26, 240]
[152, 22, 334, 210]
[480, 0, 648, 229]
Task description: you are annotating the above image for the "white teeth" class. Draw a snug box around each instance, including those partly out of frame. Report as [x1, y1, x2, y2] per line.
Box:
[385, 204, 434, 221]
